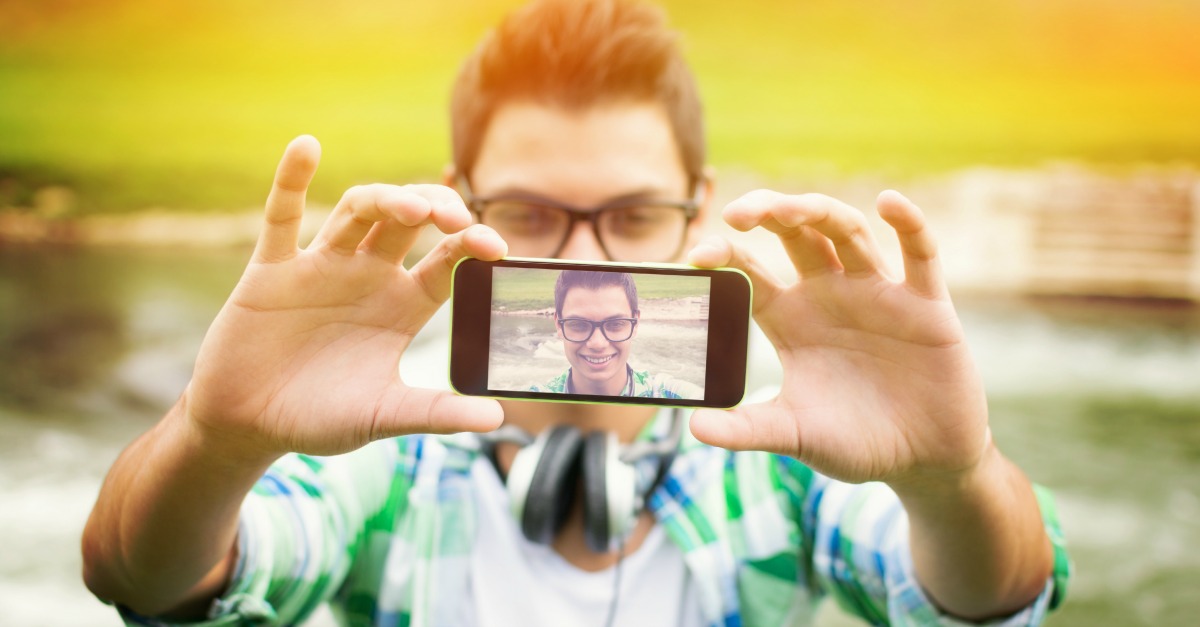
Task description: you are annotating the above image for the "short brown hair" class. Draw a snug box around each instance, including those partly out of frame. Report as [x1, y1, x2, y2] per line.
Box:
[554, 270, 639, 318]
[450, 0, 705, 186]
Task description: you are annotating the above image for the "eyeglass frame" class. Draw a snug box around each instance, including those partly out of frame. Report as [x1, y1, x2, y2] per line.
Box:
[457, 176, 703, 261]
[557, 317, 639, 343]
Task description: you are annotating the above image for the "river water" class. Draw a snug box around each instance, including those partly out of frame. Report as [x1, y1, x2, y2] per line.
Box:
[0, 247, 1197, 625]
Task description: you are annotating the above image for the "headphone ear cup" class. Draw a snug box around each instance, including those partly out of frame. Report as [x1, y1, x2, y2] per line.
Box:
[512, 425, 584, 545]
[581, 431, 611, 553]
[582, 431, 638, 553]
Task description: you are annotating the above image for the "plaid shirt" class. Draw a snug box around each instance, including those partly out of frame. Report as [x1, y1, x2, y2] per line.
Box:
[529, 366, 703, 399]
[118, 407, 1069, 627]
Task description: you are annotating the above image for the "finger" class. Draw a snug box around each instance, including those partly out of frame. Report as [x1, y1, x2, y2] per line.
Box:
[372, 386, 504, 439]
[412, 183, 475, 232]
[689, 404, 801, 457]
[876, 190, 947, 299]
[776, 225, 842, 277]
[721, 190, 840, 276]
[310, 184, 435, 255]
[724, 191, 885, 277]
[686, 235, 783, 314]
[254, 135, 321, 263]
[362, 185, 475, 264]
[408, 224, 508, 304]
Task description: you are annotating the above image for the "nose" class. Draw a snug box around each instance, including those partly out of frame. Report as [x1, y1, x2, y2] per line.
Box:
[555, 221, 608, 261]
[585, 325, 610, 349]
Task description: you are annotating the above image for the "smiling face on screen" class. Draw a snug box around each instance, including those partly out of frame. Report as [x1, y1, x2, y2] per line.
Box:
[555, 285, 640, 396]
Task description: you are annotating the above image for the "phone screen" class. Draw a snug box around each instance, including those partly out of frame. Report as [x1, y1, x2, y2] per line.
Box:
[486, 266, 710, 400]
[451, 258, 750, 408]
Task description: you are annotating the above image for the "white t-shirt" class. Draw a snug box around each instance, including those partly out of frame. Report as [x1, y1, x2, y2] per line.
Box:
[459, 457, 704, 627]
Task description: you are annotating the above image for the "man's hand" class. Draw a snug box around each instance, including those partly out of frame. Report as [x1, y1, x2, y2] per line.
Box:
[82, 136, 507, 617]
[186, 135, 506, 463]
[687, 189, 988, 484]
[687, 190, 1054, 620]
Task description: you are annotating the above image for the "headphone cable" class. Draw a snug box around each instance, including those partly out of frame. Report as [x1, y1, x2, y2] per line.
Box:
[602, 538, 627, 627]
[603, 407, 681, 627]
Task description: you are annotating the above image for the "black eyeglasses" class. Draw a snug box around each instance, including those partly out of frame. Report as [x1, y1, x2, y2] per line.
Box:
[460, 179, 700, 262]
[558, 317, 638, 343]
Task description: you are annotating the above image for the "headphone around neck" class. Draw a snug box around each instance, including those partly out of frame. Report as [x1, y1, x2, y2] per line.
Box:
[483, 408, 684, 553]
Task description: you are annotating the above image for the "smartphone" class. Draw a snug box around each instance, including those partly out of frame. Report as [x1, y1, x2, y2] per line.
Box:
[449, 257, 752, 408]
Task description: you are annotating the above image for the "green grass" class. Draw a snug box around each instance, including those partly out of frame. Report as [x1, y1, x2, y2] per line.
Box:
[491, 267, 708, 311]
[2, 0, 1199, 214]
[492, 268, 558, 311]
[633, 274, 710, 301]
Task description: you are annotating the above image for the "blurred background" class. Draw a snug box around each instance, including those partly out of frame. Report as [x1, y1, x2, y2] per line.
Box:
[1, 0, 1197, 625]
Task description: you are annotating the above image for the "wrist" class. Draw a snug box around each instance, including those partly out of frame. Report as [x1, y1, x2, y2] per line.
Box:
[170, 392, 281, 472]
[887, 439, 1002, 508]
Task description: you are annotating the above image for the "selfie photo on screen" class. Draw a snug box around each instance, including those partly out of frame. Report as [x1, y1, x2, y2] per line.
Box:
[487, 267, 707, 399]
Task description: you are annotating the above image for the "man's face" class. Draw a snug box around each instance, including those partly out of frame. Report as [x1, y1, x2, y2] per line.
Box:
[555, 285, 638, 392]
[467, 100, 701, 263]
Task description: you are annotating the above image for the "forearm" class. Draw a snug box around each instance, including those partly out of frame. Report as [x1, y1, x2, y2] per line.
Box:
[890, 444, 1054, 621]
[82, 396, 277, 618]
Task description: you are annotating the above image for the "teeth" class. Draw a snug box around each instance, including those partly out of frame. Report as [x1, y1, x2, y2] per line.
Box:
[582, 355, 613, 364]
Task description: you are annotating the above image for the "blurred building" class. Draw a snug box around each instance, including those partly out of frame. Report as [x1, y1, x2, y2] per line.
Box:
[934, 167, 1199, 302]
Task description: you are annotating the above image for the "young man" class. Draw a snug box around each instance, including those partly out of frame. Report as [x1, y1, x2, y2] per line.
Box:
[83, 0, 1070, 625]
[530, 269, 704, 399]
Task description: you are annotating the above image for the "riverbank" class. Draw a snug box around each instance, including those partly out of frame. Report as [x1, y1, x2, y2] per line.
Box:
[3, 164, 1198, 301]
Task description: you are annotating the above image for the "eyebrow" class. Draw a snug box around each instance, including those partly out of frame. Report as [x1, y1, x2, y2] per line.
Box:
[476, 186, 677, 207]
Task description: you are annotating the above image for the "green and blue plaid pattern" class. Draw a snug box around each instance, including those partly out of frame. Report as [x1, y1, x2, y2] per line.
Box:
[530, 367, 700, 399]
[118, 409, 1070, 627]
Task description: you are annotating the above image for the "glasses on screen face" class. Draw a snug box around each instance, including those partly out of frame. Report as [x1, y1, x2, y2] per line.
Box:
[461, 181, 700, 262]
[558, 318, 638, 343]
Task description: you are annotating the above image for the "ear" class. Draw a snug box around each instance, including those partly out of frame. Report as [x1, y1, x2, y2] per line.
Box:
[441, 163, 458, 188]
[683, 166, 716, 253]
[697, 165, 717, 215]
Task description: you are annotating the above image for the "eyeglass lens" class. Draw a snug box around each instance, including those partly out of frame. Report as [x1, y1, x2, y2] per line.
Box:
[560, 318, 636, 342]
[478, 202, 688, 261]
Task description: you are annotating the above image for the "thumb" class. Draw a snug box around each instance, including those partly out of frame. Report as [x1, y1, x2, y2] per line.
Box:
[689, 403, 803, 457]
[371, 385, 504, 440]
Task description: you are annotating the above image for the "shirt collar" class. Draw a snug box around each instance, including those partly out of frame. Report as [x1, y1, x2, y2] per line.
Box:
[564, 364, 634, 396]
